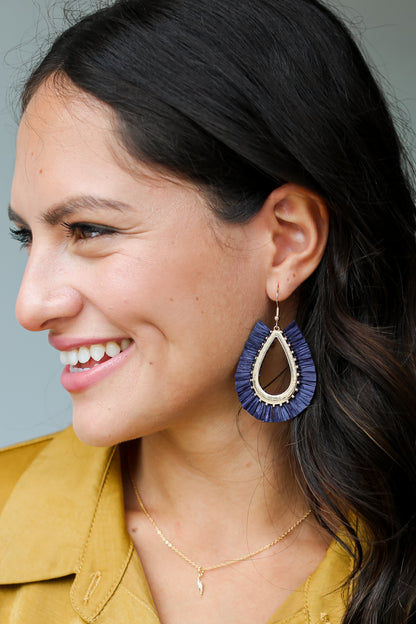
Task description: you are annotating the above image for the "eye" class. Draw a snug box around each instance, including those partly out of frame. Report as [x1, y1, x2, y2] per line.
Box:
[9, 226, 32, 249]
[61, 222, 117, 241]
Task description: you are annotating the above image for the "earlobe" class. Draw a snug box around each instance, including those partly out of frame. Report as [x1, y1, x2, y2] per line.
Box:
[264, 184, 329, 301]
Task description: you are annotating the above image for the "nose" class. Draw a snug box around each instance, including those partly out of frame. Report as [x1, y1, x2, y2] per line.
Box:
[15, 248, 83, 332]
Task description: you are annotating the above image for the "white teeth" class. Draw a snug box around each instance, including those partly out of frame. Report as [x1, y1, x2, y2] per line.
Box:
[60, 339, 132, 369]
[67, 350, 78, 366]
[90, 344, 105, 362]
[69, 365, 91, 373]
[106, 341, 121, 357]
[78, 346, 91, 364]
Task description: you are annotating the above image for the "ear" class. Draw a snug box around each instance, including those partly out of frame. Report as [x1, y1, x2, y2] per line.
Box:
[263, 183, 329, 302]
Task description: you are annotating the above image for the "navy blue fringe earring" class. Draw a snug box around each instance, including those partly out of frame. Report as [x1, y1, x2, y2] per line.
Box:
[235, 291, 316, 423]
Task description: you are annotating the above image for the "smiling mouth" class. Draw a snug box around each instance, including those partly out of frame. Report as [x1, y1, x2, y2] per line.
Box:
[60, 339, 133, 372]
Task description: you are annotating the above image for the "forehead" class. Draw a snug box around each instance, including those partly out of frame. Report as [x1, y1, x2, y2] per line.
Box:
[11, 79, 217, 232]
[13, 82, 172, 210]
[11, 85, 130, 218]
[15, 79, 199, 194]
[18, 81, 117, 161]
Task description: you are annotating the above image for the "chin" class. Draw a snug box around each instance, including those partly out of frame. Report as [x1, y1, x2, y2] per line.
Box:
[70, 398, 160, 448]
[71, 405, 125, 448]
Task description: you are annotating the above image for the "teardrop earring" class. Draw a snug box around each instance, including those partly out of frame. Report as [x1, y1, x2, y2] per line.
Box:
[235, 290, 316, 422]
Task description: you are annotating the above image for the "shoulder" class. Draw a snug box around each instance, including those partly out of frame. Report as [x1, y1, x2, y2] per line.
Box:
[0, 427, 117, 587]
[0, 431, 59, 515]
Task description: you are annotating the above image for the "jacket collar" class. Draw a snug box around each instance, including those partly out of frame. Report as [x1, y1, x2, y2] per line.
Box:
[0, 427, 133, 621]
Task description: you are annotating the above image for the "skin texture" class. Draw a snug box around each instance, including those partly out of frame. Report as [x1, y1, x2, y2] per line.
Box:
[10, 80, 330, 624]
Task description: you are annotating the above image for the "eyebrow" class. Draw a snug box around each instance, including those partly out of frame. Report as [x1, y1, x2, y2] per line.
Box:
[8, 196, 133, 227]
[8, 206, 28, 227]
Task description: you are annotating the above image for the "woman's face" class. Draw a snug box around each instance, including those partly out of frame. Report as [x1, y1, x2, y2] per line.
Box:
[10, 83, 272, 445]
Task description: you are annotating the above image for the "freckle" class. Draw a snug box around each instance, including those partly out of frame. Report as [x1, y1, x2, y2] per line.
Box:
[292, 273, 296, 278]
[132, 527, 137, 533]
[195, 296, 199, 301]
[148, 362, 153, 366]
[39, 169, 43, 174]
[169, 297, 174, 302]
[245, 462, 252, 468]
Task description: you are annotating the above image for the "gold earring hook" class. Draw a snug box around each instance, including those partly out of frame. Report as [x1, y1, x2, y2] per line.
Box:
[274, 287, 280, 330]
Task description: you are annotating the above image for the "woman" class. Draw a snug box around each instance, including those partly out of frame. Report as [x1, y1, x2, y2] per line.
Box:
[1, 0, 415, 622]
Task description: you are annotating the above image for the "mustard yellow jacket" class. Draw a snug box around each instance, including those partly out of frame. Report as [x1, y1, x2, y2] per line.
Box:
[0, 427, 352, 623]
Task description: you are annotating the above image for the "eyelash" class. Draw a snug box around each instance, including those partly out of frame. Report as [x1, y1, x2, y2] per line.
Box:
[9, 222, 116, 249]
[61, 222, 117, 240]
[9, 227, 31, 249]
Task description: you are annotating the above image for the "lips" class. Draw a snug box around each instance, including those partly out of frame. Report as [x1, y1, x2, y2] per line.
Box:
[58, 339, 134, 393]
[47, 334, 134, 392]
[59, 338, 132, 370]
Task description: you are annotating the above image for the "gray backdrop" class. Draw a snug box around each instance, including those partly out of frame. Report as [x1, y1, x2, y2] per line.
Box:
[1, 1, 415, 447]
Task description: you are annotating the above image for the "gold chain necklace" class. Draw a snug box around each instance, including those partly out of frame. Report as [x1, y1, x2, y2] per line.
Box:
[129, 465, 311, 596]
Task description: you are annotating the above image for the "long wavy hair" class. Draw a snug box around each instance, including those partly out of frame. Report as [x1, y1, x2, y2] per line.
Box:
[22, 1, 416, 621]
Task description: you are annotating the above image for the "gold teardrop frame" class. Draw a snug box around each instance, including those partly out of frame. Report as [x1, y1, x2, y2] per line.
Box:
[251, 329, 299, 405]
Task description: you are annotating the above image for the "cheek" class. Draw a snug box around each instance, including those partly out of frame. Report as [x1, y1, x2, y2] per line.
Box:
[83, 232, 266, 356]
[82, 248, 202, 338]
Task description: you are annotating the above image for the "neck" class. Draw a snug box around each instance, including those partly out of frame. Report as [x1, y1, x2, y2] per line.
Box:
[124, 407, 306, 549]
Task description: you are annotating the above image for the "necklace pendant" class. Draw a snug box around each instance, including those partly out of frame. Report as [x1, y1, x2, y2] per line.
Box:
[197, 567, 204, 596]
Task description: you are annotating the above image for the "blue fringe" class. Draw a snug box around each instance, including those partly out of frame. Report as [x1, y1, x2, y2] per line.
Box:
[235, 320, 316, 423]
